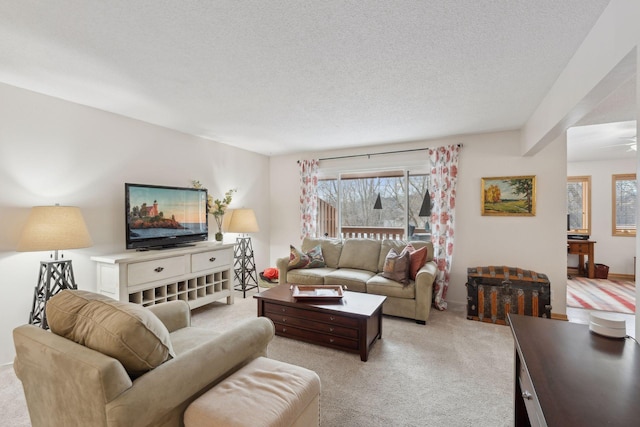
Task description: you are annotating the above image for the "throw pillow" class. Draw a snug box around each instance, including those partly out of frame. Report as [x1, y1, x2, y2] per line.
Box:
[381, 248, 410, 285]
[404, 244, 429, 280]
[305, 244, 326, 268]
[288, 245, 310, 269]
[46, 289, 175, 378]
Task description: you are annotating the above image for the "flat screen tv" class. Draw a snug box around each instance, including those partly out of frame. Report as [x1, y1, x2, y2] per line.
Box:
[125, 183, 209, 250]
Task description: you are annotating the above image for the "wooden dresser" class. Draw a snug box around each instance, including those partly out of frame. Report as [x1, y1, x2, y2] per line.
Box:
[509, 314, 640, 426]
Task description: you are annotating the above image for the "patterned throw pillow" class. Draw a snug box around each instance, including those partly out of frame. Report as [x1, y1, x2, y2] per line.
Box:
[381, 248, 410, 285]
[305, 244, 326, 268]
[404, 244, 429, 280]
[288, 245, 310, 269]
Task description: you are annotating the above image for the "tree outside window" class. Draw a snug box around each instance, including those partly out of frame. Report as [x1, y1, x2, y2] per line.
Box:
[567, 176, 591, 235]
[316, 171, 430, 240]
[612, 173, 637, 236]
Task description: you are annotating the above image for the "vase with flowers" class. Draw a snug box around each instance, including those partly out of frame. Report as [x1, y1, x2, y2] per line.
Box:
[192, 181, 236, 242]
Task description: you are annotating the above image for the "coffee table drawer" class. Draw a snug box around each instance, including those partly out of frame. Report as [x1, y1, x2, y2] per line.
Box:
[275, 323, 359, 350]
[264, 302, 358, 328]
[266, 313, 358, 339]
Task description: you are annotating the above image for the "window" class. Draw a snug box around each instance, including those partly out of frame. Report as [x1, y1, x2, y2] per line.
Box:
[567, 176, 591, 235]
[612, 173, 636, 236]
[316, 170, 430, 240]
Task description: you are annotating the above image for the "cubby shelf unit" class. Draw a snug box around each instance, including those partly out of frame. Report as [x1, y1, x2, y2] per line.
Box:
[91, 242, 235, 309]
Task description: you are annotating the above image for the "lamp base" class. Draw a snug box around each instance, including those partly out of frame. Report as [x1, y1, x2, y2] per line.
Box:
[29, 260, 78, 329]
[233, 237, 259, 298]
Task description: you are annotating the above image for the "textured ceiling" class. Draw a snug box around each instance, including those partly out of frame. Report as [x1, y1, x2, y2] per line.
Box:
[0, 0, 614, 156]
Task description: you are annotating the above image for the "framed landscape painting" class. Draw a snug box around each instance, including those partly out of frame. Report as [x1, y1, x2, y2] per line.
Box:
[481, 175, 536, 216]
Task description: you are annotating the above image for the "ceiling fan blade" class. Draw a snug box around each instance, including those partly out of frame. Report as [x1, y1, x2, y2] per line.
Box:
[601, 141, 636, 148]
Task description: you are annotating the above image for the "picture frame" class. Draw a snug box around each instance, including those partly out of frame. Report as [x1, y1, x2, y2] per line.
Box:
[481, 175, 536, 216]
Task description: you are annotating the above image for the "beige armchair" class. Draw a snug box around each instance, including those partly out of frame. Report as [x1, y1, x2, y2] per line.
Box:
[13, 297, 275, 427]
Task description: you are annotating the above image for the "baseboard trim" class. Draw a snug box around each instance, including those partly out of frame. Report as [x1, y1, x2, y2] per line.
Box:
[567, 271, 635, 282]
[551, 313, 568, 321]
[608, 273, 635, 281]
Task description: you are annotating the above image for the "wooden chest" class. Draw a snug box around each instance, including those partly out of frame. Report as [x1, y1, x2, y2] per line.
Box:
[466, 266, 551, 325]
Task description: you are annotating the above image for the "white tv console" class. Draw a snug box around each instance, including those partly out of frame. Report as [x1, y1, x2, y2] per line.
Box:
[91, 242, 234, 309]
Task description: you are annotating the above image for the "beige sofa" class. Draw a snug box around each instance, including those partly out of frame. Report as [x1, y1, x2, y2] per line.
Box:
[277, 237, 437, 324]
[13, 295, 275, 427]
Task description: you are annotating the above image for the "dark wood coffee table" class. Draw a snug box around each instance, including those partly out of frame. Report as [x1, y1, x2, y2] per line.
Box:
[254, 284, 386, 361]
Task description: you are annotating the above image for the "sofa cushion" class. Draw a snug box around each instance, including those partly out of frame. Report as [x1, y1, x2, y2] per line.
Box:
[302, 237, 343, 269]
[288, 245, 310, 269]
[405, 243, 429, 280]
[338, 239, 381, 272]
[324, 269, 375, 293]
[305, 244, 326, 268]
[367, 275, 416, 299]
[378, 240, 433, 271]
[421, 241, 434, 262]
[287, 268, 336, 286]
[380, 248, 410, 285]
[46, 289, 175, 377]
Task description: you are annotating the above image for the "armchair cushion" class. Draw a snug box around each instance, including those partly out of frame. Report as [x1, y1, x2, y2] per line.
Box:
[46, 289, 175, 377]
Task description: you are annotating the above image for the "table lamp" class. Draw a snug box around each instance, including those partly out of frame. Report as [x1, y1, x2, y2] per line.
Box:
[17, 205, 92, 328]
[224, 208, 259, 298]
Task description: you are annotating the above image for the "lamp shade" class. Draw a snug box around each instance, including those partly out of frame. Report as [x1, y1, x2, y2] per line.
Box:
[17, 205, 93, 252]
[373, 194, 382, 210]
[224, 208, 259, 233]
[418, 189, 431, 217]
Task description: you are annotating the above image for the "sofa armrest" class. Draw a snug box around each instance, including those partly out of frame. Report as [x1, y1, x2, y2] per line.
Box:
[147, 300, 190, 332]
[276, 256, 290, 285]
[105, 316, 275, 427]
[13, 324, 133, 426]
[414, 261, 438, 322]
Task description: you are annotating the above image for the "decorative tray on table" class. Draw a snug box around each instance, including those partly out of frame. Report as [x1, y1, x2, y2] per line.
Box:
[291, 285, 344, 300]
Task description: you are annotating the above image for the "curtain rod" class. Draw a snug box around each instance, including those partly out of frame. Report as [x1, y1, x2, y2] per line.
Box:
[296, 144, 462, 164]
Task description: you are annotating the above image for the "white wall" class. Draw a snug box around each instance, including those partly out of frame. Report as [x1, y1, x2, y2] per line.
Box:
[568, 158, 636, 276]
[521, 0, 640, 334]
[269, 130, 568, 317]
[0, 83, 270, 365]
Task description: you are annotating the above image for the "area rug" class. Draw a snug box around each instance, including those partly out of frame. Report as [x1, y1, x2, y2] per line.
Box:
[567, 277, 636, 314]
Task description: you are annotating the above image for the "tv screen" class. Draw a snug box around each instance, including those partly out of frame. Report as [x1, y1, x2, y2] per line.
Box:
[125, 183, 209, 250]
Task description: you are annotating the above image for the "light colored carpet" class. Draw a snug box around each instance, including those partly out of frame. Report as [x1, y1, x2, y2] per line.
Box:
[1, 291, 514, 426]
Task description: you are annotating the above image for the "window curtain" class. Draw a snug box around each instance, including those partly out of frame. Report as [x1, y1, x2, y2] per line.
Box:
[428, 144, 461, 310]
[299, 159, 319, 239]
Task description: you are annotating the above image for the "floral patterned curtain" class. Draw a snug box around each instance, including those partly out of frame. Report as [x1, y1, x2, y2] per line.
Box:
[299, 159, 319, 239]
[429, 145, 461, 310]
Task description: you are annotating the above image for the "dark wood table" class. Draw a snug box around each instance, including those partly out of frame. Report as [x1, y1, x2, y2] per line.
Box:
[509, 313, 640, 426]
[567, 239, 596, 278]
[254, 284, 386, 361]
